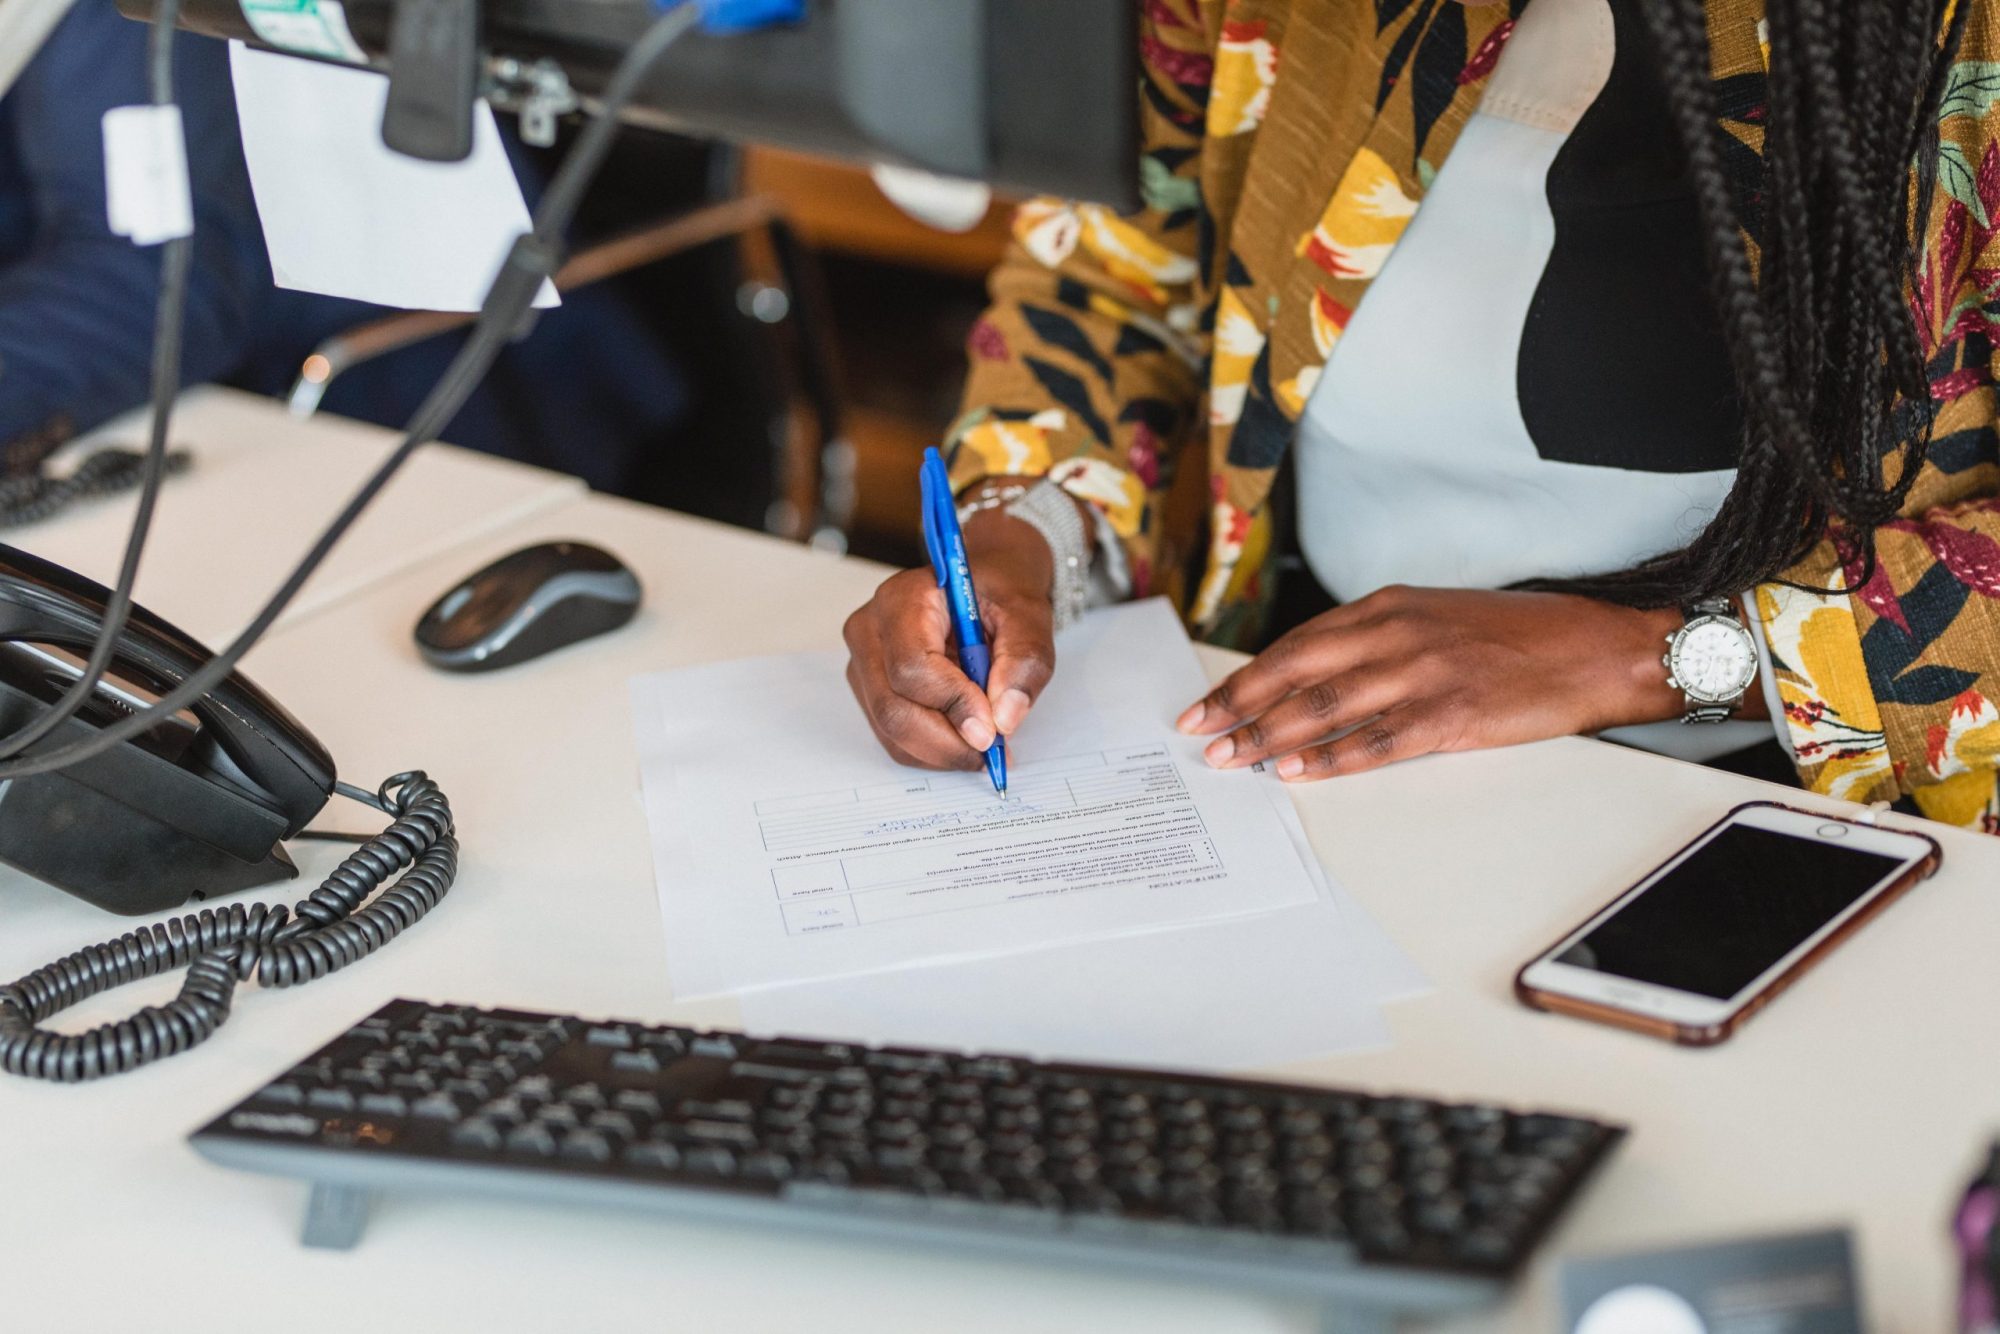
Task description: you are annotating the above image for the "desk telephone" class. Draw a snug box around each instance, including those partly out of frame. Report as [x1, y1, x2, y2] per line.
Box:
[0, 545, 458, 1083]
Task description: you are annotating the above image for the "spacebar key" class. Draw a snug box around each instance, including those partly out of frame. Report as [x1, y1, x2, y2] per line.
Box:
[730, 1061, 834, 1083]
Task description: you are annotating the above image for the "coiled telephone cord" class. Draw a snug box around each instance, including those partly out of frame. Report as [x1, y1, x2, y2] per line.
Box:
[0, 447, 194, 531]
[0, 771, 455, 1082]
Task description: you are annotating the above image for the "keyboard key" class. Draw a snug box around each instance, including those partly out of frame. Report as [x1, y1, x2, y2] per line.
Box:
[1452, 1227, 1515, 1267]
[870, 1116, 923, 1142]
[588, 1111, 639, 1138]
[682, 1146, 737, 1176]
[874, 1146, 924, 1171]
[255, 1082, 305, 1107]
[307, 1087, 356, 1113]
[451, 1120, 504, 1152]
[675, 1120, 757, 1148]
[505, 1124, 558, 1157]
[359, 1092, 409, 1118]
[625, 1142, 681, 1171]
[745, 1041, 852, 1069]
[610, 1050, 662, 1075]
[866, 1048, 947, 1074]
[585, 1026, 633, 1048]
[560, 1130, 614, 1164]
[411, 1094, 467, 1122]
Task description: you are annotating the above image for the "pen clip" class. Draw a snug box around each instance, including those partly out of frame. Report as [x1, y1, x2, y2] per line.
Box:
[920, 449, 949, 588]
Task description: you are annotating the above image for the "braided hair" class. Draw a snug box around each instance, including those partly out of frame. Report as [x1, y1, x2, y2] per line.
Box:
[1527, 0, 1969, 608]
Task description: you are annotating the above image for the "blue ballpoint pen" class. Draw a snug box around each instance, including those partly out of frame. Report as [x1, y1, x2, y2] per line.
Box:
[919, 447, 1008, 796]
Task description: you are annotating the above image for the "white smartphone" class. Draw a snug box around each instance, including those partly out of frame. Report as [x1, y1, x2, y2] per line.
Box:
[1516, 801, 1941, 1045]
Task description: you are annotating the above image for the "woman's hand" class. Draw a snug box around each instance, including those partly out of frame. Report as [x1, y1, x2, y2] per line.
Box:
[843, 492, 1060, 770]
[1175, 586, 1734, 780]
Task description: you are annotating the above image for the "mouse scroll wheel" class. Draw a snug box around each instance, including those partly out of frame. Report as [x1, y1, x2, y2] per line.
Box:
[436, 587, 473, 621]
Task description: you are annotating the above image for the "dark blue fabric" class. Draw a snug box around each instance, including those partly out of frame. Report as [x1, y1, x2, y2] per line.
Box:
[226, 131, 689, 495]
[0, 1, 263, 445]
[0, 3, 686, 493]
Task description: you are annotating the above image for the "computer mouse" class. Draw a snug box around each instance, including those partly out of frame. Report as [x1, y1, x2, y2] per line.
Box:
[414, 541, 642, 672]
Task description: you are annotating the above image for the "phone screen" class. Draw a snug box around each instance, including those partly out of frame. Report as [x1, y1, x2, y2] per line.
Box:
[1553, 824, 1908, 1000]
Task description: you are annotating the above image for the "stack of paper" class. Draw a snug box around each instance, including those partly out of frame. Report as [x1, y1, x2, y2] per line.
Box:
[631, 600, 1427, 1074]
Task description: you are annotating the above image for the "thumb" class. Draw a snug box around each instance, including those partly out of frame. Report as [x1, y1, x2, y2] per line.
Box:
[981, 590, 1057, 736]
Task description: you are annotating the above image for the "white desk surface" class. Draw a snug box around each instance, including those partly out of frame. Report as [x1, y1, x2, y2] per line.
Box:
[4, 452, 1998, 1333]
[9, 387, 584, 647]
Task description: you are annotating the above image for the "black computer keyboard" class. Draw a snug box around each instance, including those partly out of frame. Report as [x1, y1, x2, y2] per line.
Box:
[193, 1000, 1624, 1320]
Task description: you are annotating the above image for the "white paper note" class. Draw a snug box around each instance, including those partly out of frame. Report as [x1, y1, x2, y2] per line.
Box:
[102, 105, 193, 246]
[634, 601, 1321, 1000]
[228, 43, 559, 313]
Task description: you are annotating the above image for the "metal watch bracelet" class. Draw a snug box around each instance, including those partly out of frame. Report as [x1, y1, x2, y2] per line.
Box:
[1001, 480, 1091, 631]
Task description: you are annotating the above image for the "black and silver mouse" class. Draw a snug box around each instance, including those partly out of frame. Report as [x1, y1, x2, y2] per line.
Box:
[414, 541, 642, 672]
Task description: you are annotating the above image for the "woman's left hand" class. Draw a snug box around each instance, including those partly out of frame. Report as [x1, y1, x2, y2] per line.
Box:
[1176, 586, 1721, 781]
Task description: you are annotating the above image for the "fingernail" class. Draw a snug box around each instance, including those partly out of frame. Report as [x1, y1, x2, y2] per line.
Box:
[1204, 735, 1234, 767]
[960, 716, 996, 750]
[1176, 701, 1206, 733]
[994, 688, 1032, 734]
[1276, 754, 1304, 779]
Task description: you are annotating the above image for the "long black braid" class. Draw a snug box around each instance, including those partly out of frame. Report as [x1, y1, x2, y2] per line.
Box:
[1526, 0, 1969, 608]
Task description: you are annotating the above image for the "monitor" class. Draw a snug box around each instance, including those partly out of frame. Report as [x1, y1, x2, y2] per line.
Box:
[117, 0, 1141, 207]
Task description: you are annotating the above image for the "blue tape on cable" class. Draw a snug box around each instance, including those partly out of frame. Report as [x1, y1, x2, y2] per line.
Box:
[691, 0, 806, 33]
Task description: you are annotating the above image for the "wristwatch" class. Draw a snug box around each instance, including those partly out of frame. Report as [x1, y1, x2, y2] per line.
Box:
[1663, 596, 1760, 723]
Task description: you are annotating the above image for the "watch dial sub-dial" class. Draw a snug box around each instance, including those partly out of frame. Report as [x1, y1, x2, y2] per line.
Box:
[1673, 621, 1757, 701]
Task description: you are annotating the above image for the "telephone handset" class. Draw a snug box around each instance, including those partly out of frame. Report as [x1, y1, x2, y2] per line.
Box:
[0, 545, 458, 1082]
[0, 543, 335, 914]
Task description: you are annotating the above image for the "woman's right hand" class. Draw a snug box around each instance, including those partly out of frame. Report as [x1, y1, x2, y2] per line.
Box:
[843, 500, 1060, 771]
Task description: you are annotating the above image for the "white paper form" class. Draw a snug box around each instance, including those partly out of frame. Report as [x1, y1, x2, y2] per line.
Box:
[633, 601, 1321, 1000]
[228, 43, 559, 313]
[732, 773, 1409, 1073]
[724, 606, 1426, 1073]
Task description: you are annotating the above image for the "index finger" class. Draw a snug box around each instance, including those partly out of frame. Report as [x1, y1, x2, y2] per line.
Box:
[1175, 620, 1385, 736]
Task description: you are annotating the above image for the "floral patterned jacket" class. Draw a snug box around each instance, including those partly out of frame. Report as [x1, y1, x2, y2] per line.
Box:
[944, 0, 2000, 834]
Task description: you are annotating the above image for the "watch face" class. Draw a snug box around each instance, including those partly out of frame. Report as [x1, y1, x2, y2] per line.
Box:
[1671, 618, 1758, 704]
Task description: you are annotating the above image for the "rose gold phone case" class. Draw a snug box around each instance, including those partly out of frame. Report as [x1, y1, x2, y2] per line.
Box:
[1514, 801, 1943, 1046]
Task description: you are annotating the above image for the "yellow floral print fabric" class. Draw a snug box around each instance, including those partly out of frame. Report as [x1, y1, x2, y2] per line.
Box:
[945, 0, 2000, 834]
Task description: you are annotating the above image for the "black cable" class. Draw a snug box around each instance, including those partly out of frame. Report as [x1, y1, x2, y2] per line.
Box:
[0, 2, 700, 780]
[0, 0, 194, 759]
[0, 4, 707, 1081]
[0, 771, 455, 1081]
